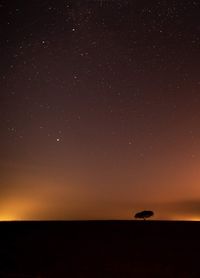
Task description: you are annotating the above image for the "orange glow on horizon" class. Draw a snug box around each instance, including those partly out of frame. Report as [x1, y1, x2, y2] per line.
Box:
[0, 214, 17, 221]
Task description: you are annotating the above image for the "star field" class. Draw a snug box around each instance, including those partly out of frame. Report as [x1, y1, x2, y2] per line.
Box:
[1, 0, 200, 220]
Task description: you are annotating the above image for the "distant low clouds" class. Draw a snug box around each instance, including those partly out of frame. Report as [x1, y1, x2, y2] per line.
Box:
[158, 199, 200, 220]
[173, 200, 200, 215]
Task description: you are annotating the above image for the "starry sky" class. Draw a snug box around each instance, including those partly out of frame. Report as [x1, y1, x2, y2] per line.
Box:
[1, 0, 200, 220]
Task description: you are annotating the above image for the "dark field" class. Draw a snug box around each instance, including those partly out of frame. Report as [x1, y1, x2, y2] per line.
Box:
[0, 221, 200, 277]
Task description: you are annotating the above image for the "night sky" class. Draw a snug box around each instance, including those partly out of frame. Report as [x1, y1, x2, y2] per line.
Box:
[1, 0, 200, 220]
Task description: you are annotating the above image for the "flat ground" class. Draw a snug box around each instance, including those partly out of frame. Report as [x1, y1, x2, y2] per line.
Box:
[0, 221, 200, 277]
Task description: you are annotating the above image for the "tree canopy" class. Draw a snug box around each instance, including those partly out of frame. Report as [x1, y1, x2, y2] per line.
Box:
[134, 210, 154, 220]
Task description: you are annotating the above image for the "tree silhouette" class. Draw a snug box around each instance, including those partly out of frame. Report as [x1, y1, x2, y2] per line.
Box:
[134, 210, 154, 220]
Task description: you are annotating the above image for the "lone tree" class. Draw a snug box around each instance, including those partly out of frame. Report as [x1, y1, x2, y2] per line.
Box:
[134, 210, 154, 220]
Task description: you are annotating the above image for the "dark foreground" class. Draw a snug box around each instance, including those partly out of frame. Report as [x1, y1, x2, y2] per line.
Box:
[0, 221, 200, 277]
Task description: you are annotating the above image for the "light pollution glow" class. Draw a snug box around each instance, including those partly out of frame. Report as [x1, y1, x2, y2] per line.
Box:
[1, 156, 200, 221]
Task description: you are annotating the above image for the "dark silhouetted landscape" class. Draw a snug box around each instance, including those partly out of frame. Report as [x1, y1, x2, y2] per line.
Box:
[0, 220, 200, 277]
